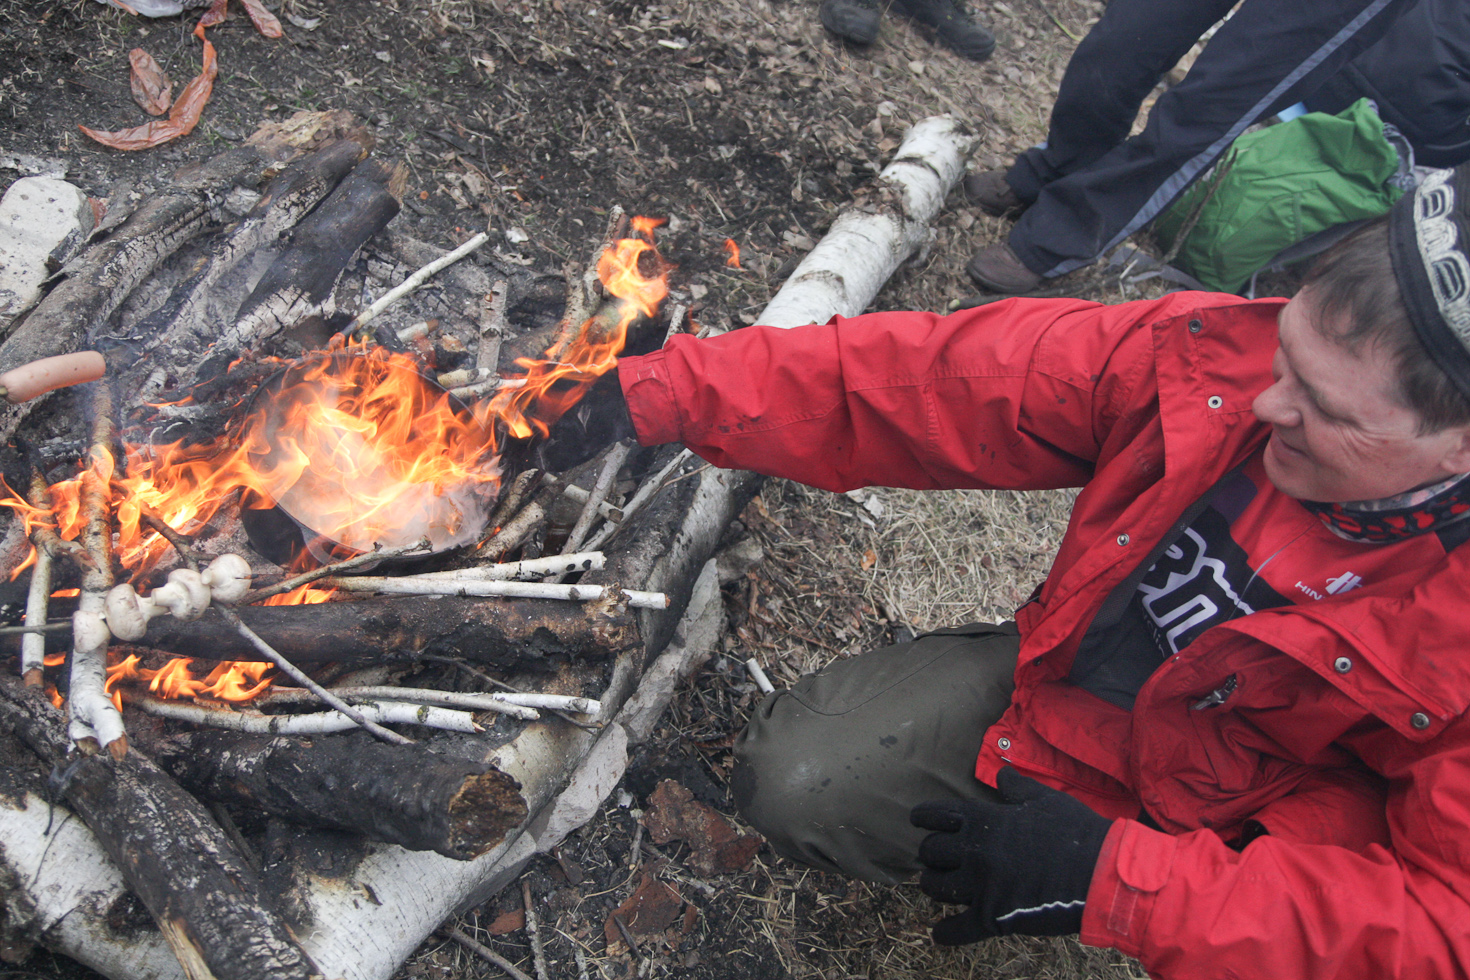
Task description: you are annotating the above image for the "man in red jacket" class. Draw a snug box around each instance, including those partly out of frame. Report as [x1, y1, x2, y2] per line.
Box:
[588, 166, 1470, 977]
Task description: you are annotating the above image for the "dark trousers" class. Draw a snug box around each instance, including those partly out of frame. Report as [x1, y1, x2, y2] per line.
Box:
[1005, 0, 1418, 279]
[731, 623, 1019, 885]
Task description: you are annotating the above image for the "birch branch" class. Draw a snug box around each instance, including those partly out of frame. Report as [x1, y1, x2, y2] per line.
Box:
[556, 442, 630, 565]
[347, 232, 489, 333]
[20, 546, 51, 685]
[211, 603, 415, 746]
[69, 383, 126, 758]
[256, 685, 541, 720]
[241, 539, 433, 605]
[478, 280, 508, 372]
[585, 448, 693, 551]
[338, 552, 605, 583]
[126, 692, 481, 735]
[323, 576, 668, 609]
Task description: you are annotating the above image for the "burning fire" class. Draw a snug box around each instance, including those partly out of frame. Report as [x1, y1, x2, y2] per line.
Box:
[3, 218, 674, 705]
[723, 238, 741, 269]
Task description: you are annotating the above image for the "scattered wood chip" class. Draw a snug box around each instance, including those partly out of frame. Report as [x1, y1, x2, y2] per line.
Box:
[603, 873, 684, 945]
[642, 779, 761, 874]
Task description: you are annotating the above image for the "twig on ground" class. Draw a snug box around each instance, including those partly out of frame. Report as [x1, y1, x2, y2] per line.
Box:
[348, 231, 490, 333]
[662, 301, 689, 343]
[745, 658, 776, 694]
[522, 880, 551, 980]
[211, 603, 415, 745]
[241, 539, 433, 605]
[445, 927, 535, 980]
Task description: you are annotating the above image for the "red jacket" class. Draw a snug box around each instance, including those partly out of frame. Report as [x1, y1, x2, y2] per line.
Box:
[619, 292, 1470, 980]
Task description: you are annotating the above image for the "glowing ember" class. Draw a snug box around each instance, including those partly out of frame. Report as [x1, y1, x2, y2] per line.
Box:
[2, 217, 674, 704]
[723, 238, 741, 269]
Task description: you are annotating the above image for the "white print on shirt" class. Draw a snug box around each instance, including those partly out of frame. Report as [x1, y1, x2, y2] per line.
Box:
[1138, 528, 1256, 654]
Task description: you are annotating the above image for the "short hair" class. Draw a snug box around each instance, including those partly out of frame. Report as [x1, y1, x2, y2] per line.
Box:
[1300, 217, 1470, 433]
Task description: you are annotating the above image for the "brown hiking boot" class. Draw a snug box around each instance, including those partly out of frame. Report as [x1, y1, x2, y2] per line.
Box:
[889, 0, 995, 61]
[966, 243, 1044, 293]
[820, 0, 881, 45]
[962, 170, 1027, 217]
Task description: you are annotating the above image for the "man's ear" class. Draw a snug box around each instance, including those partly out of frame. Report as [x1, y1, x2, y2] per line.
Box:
[1440, 425, 1470, 475]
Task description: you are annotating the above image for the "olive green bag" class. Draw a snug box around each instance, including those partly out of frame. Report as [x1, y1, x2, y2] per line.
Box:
[1152, 98, 1405, 294]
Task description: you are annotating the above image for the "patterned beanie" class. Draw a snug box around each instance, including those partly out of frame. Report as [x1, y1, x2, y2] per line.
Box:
[1389, 166, 1470, 401]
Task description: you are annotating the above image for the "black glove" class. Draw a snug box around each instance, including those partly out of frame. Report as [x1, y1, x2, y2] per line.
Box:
[536, 368, 636, 473]
[910, 767, 1111, 944]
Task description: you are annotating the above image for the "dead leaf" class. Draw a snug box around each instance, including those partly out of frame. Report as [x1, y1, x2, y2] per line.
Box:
[238, 0, 284, 37]
[643, 779, 762, 874]
[861, 549, 877, 570]
[196, 0, 229, 30]
[81, 38, 218, 151]
[487, 909, 525, 935]
[604, 874, 684, 945]
[128, 48, 173, 116]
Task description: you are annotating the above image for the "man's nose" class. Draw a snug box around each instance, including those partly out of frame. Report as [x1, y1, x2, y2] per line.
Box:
[1252, 381, 1299, 427]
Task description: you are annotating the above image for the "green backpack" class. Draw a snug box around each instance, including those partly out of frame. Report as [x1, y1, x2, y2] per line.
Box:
[1151, 98, 1406, 294]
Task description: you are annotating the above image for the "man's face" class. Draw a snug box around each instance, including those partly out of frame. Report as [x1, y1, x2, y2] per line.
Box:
[1251, 291, 1470, 502]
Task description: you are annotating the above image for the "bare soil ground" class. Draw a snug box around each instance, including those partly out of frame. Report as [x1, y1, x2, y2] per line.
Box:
[1, 0, 1171, 977]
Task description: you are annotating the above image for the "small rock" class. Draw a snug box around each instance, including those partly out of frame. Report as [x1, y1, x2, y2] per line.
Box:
[0, 176, 93, 327]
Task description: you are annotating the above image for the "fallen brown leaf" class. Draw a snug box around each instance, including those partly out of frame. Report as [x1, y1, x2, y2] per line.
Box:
[128, 48, 172, 116]
[486, 909, 525, 935]
[81, 38, 217, 151]
[643, 779, 762, 874]
[238, 0, 284, 38]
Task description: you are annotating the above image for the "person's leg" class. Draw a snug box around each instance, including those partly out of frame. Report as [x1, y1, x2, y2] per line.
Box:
[1005, 0, 1236, 203]
[1002, 0, 1417, 281]
[732, 623, 1019, 885]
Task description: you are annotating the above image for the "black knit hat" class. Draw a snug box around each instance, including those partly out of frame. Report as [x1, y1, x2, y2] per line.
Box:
[1389, 167, 1470, 400]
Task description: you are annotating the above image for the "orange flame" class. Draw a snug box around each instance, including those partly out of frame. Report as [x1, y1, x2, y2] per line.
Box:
[8, 217, 673, 703]
[723, 238, 741, 269]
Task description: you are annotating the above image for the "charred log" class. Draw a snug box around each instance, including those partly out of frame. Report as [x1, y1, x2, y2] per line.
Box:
[60, 593, 641, 668]
[0, 673, 319, 980]
[127, 139, 366, 401]
[153, 731, 528, 860]
[201, 158, 404, 376]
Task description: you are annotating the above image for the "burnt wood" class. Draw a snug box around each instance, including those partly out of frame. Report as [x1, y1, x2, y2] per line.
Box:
[204, 157, 403, 376]
[154, 731, 528, 860]
[85, 593, 642, 668]
[0, 673, 319, 980]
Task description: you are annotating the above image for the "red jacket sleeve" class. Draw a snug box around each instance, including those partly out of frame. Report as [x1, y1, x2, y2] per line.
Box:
[617, 295, 1193, 493]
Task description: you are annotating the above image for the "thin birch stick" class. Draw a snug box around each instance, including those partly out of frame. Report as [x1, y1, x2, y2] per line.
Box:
[422, 655, 603, 733]
[584, 448, 693, 551]
[69, 384, 126, 758]
[445, 377, 526, 400]
[257, 686, 542, 720]
[322, 576, 668, 609]
[211, 603, 415, 746]
[347, 232, 490, 333]
[557, 442, 630, 563]
[445, 927, 535, 980]
[241, 539, 433, 605]
[20, 547, 51, 685]
[745, 658, 776, 694]
[0, 621, 69, 637]
[478, 280, 508, 372]
[522, 880, 550, 980]
[126, 692, 481, 735]
[337, 552, 605, 584]
[662, 301, 688, 343]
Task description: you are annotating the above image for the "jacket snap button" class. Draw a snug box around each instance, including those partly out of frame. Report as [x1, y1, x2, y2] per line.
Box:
[1412, 712, 1431, 730]
[1333, 656, 1352, 674]
[1207, 395, 1223, 409]
[1117, 533, 1130, 546]
[1188, 319, 1202, 333]
[997, 737, 1012, 750]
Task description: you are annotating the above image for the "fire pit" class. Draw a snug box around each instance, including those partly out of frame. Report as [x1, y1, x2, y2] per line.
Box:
[0, 109, 973, 980]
